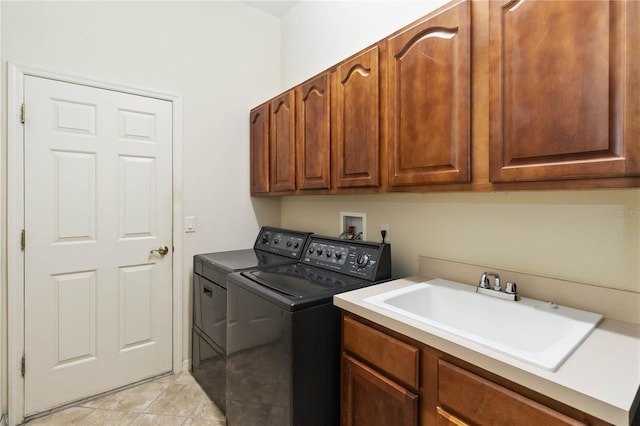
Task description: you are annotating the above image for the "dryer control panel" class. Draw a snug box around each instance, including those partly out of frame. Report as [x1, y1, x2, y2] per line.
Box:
[253, 227, 312, 259]
[302, 236, 391, 281]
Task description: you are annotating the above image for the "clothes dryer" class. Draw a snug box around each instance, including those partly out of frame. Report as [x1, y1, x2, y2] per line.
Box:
[192, 227, 312, 413]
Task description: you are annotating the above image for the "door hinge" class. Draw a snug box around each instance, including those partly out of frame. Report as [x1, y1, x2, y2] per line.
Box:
[21, 103, 26, 124]
[21, 355, 25, 377]
[21, 229, 25, 251]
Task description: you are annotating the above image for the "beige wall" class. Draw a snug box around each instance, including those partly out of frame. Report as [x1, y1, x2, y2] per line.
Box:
[281, 190, 640, 293]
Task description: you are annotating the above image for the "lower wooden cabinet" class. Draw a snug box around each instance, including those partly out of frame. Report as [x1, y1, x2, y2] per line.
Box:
[342, 314, 419, 388]
[436, 407, 470, 426]
[342, 355, 418, 426]
[438, 360, 586, 426]
[341, 313, 611, 426]
[341, 314, 420, 425]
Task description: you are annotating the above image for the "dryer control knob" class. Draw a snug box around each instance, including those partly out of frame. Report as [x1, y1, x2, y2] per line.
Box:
[356, 253, 370, 268]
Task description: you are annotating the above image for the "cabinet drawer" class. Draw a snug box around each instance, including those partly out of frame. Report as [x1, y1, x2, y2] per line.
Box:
[437, 406, 470, 426]
[343, 315, 419, 389]
[438, 360, 586, 426]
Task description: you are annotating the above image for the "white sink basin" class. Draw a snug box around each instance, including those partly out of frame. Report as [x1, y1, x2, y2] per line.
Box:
[364, 278, 603, 371]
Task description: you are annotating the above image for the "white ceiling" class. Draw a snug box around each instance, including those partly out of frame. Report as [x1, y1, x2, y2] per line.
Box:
[243, 1, 299, 18]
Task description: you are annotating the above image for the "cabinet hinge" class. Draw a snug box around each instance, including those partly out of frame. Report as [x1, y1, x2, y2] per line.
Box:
[21, 355, 25, 377]
[21, 103, 25, 124]
[21, 230, 25, 251]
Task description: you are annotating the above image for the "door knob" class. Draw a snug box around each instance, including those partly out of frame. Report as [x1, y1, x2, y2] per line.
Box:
[150, 245, 169, 255]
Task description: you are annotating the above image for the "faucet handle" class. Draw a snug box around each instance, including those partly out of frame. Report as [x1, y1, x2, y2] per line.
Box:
[479, 272, 490, 289]
[493, 276, 501, 291]
[505, 282, 518, 294]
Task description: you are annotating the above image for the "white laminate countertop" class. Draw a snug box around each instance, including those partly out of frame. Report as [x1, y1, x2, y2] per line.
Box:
[334, 276, 640, 426]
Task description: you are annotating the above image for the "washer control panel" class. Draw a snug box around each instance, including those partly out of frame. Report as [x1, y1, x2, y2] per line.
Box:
[253, 227, 312, 259]
[302, 236, 391, 281]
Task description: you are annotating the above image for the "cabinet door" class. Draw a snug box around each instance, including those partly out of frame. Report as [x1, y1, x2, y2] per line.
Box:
[438, 360, 587, 426]
[332, 45, 381, 188]
[489, 0, 640, 182]
[249, 103, 270, 194]
[297, 73, 331, 190]
[270, 90, 296, 192]
[387, 0, 470, 187]
[342, 355, 418, 426]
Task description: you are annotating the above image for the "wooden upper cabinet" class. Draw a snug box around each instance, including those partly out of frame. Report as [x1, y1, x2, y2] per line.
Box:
[250, 103, 270, 194]
[250, 0, 640, 195]
[387, 0, 471, 187]
[269, 90, 296, 192]
[332, 45, 381, 188]
[297, 73, 331, 190]
[489, 0, 640, 182]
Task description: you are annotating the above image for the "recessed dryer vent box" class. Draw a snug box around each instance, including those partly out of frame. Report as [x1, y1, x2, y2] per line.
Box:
[339, 212, 366, 240]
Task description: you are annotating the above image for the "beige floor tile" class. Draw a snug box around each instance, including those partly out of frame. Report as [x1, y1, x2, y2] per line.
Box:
[79, 408, 140, 425]
[190, 398, 225, 421]
[99, 381, 168, 412]
[23, 372, 225, 426]
[157, 372, 197, 386]
[77, 394, 111, 409]
[183, 416, 226, 426]
[130, 413, 187, 425]
[25, 407, 94, 425]
[144, 383, 204, 417]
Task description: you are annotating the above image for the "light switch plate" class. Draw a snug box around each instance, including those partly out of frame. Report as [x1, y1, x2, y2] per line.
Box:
[184, 216, 196, 233]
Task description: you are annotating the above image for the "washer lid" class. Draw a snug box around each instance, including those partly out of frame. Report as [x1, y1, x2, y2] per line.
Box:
[195, 249, 300, 277]
[240, 264, 367, 299]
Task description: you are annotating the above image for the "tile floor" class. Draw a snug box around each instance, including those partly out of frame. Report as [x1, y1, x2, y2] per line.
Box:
[24, 372, 226, 425]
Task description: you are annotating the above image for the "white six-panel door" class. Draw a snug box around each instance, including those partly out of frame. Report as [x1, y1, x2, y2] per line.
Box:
[23, 75, 173, 415]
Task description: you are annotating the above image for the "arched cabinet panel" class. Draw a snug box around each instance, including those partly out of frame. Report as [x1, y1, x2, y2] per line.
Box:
[332, 45, 381, 189]
[387, 0, 471, 187]
[250, 103, 270, 194]
[297, 73, 331, 190]
[489, 0, 640, 182]
[269, 91, 296, 192]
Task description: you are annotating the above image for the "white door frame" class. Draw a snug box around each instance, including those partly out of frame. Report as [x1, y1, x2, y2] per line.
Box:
[6, 62, 183, 426]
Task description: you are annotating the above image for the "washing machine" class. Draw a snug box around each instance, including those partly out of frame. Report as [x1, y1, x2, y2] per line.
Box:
[226, 234, 391, 425]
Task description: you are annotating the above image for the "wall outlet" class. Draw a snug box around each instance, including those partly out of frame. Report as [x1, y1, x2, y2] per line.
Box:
[380, 223, 390, 243]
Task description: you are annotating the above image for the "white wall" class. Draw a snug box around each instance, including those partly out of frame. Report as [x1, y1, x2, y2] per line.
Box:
[0, 2, 5, 422]
[281, 0, 449, 88]
[278, 1, 640, 294]
[0, 0, 283, 396]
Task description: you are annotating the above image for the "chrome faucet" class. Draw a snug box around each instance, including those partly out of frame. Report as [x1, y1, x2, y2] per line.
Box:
[477, 271, 519, 301]
[479, 272, 500, 290]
